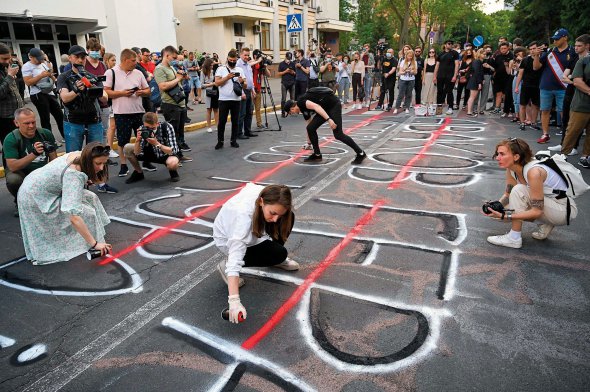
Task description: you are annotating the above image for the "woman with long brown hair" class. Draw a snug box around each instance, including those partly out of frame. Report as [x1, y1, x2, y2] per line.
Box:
[103, 52, 118, 159]
[201, 58, 219, 133]
[213, 183, 298, 323]
[17, 142, 112, 265]
[455, 48, 474, 110]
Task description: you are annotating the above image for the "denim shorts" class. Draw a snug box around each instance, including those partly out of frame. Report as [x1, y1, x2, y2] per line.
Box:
[188, 76, 201, 89]
[539, 89, 565, 112]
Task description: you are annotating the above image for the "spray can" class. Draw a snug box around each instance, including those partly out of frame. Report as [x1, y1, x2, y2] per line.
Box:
[221, 308, 245, 323]
[86, 248, 103, 260]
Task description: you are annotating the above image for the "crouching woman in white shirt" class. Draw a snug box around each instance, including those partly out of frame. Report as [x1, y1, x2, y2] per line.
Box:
[213, 183, 299, 323]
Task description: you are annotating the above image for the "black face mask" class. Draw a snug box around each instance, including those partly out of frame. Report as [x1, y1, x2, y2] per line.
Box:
[227, 60, 237, 67]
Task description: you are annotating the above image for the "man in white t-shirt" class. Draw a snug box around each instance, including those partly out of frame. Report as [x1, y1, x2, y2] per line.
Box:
[214, 49, 245, 150]
[22, 48, 64, 141]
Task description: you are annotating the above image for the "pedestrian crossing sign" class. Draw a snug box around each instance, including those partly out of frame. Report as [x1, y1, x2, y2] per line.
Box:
[287, 14, 303, 32]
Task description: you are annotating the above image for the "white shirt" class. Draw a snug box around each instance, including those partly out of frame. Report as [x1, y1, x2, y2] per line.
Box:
[398, 59, 416, 81]
[213, 183, 271, 276]
[215, 65, 245, 101]
[22, 61, 54, 96]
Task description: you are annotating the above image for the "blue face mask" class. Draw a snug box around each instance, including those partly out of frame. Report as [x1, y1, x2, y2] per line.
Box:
[170, 59, 179, 67]
[386, 53, 392, 58]
[89, 51, 100, 59]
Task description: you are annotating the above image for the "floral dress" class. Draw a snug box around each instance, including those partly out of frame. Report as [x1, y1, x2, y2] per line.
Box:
[17, 154, 110, 265]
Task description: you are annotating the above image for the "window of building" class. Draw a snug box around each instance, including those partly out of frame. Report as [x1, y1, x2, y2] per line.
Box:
[0, 22, 10, 40]
[279, 24, 287, 51]
[261, 22, 271, 51]
[55, 25, 69, 41]
[234, 23, 244, 37]
[13, 23, 34, 40]
[34, 24, 53, 41]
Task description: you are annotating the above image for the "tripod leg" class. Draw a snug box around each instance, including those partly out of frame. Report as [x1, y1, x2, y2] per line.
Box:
[262, 74, 282, 131]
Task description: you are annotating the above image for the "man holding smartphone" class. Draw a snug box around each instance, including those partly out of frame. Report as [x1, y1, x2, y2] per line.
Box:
[104, 48, 150, 178]
[0, 43, 24, 144]
[214, 49, 245, 149]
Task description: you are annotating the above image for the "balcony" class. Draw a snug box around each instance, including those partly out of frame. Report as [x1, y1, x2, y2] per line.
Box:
[195, 1, 274, 20]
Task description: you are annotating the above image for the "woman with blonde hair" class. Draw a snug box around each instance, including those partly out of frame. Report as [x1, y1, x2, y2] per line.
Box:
[201, 58, 219, 133]
[465, 49, 485, 116]
[393, 49, 417, 114]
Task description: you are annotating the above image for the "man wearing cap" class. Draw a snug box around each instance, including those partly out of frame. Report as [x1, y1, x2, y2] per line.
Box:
[21, 48, 64, 143]
[533, 28, 577, 144]
[0, 43, 24, 144]
[282, 90, 366, 164]
[434, 40, 460, 115]
[56, 45, 108, 152]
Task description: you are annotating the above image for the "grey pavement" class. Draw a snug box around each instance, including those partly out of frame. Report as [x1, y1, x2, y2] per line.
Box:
[0, 102, 589, 391]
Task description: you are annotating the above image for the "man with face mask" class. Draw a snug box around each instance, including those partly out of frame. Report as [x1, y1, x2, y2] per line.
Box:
[214, 49, 245, 149]
[294, 49, 310, 99]
[434, 40, 460, 115]
[319, 52, 338, 92]
[375, 48, 398, 111]
[278, 52, 297, 117]
[0, 43, 24, 144]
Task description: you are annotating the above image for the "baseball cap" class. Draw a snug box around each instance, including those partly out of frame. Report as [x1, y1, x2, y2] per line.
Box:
[282, 100, 296, 116]
[444, 39, 454, 44]
[28, 48, 44, 61]
[68, 45, 88, 56]
[551, 28, 568, 40]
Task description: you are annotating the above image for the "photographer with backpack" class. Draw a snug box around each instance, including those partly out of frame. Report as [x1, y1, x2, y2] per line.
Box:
[483, 138, 584, 248]
[282, 87, 367, 164]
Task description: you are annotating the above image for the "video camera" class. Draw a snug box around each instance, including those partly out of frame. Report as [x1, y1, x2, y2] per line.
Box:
[376, 39, 389, 53]
[253, 49, 273, 67]
[69, 64, 106, 99]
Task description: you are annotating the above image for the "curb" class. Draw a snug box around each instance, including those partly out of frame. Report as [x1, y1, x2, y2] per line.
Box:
[0, 104, 282, 178]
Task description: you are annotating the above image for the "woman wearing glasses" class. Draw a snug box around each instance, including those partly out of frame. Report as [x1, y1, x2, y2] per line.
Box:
[17, 142, 112, 265]
[422, 49, 438, 106]
[484, 138, 577, 248]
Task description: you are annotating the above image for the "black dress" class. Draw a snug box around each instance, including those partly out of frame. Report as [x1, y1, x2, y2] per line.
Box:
[466, 60, 484, 91]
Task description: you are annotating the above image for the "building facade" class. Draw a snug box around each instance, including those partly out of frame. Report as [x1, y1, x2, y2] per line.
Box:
[0, 0, 177, 69]
[173, 0, 353, 60]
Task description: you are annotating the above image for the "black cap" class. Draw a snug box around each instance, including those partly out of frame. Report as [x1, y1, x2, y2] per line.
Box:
[282, 100, 295, 116]
[28, 48, 44, 61]
[68, 45, 88, 56]
[444, 39, 454, 44]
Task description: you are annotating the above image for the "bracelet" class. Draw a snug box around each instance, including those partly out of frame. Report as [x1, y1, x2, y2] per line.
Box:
[501, 211, 505, 220]
[92, 240, 98, 248]
[506, 211, 512, 221]
[326, 117, 331, 121]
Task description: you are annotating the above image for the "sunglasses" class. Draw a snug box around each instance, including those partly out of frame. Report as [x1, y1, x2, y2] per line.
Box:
[92, 145, 111, 154]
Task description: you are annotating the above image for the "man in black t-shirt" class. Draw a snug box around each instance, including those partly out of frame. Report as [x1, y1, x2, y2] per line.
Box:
[434, 40, 460, 114]
[282, 88, 366, 164]
[376, 48, 398, 111]
[515, 41, 542, 130]
[414, 47, 424, 105]
[490, 42, 513, 114]
[278, 52, 296, 116]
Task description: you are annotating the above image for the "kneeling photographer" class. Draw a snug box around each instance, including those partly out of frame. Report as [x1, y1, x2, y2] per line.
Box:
[123, 112, 180, 183]
[483, 138, 578, 249]
[2, 108, 57, 216]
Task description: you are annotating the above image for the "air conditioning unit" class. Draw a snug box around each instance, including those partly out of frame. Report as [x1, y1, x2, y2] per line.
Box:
[253, 24, 261, 34]
[290, 35, 299, 47]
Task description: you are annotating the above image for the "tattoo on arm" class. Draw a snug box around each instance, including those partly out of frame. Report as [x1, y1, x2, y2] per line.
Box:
[499, 195, 509, 206]
[505, 184, 514, 194]
[530, 199, 544, 210]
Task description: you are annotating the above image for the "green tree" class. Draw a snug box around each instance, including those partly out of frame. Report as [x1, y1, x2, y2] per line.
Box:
[339, 0, 357, 52]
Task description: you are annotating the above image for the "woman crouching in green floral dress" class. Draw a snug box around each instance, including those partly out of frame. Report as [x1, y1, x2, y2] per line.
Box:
[18, 142, 112, 265]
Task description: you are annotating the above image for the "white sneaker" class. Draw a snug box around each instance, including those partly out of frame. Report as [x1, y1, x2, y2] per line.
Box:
[302, 143, 313, 150]
[568, 148, 578, 156]
[109, 149, 119, 158]
[392, 109, 399, 114]
[217, 260, 245, 287]
[405, 109, 410, 114]
[487, 233, 522, 249]
[445, 108, 453, 115]
[272, 257, 300, 271]
[548, 144, 562, 152]
[363, 102, 369, 108]
[531, 224, 554, 240]
[207, 127, 213, 133]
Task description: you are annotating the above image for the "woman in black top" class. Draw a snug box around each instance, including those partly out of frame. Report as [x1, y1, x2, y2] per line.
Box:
[455, 49, 473, 110]
[466, 49, 485, 116]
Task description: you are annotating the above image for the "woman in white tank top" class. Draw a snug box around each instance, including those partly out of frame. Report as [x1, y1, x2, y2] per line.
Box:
[483, 138, 577, 248]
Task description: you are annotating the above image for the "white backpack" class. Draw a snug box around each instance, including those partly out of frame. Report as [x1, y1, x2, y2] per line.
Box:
[534, 152, 590, 198]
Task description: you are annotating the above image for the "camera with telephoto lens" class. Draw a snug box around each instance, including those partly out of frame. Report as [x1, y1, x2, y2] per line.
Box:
[42, 141, 56, 154]
[482, 201, 505, 215]
[69, 64, 106, 98]
[139, 126, 155, 140]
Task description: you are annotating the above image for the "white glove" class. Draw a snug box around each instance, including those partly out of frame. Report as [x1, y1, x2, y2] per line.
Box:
[228, 294, 247, 323]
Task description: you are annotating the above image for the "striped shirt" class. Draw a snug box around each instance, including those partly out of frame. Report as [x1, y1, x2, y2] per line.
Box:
[139, 121, 179, 159]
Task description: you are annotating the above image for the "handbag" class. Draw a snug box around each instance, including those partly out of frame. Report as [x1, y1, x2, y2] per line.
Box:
[166, 83, 186, 104]
[205, 87, 218, 97]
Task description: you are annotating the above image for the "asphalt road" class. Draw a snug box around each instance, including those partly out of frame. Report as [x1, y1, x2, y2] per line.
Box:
[1, 104, 589, 392]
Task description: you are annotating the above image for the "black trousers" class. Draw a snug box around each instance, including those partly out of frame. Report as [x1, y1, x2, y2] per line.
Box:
[306, 100, 362, 156]
[30, 93, 64, 138]
[161, 102, 186, 145]
[308, 78, 320, 88]
[455, 82, 469, 107]
[436, 73, 455, 106]
[378, 75, 395, 107]
[503, 75, 514, 114]
[414, 76, 422, 105]
[0, 117, 16, 145]
[243, 212, 295, 267]
[217, 100, 240, 143]
[295, 80, 308, 100]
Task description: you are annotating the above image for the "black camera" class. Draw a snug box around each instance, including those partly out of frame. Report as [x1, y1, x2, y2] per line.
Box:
[139, 126, 154, 140]
[482, 201, 505, 215]
[69, 65, 105, 98]
[376, 41, 389, 52]
[253, 49, 273, 67]
[42, 141, 56, 154]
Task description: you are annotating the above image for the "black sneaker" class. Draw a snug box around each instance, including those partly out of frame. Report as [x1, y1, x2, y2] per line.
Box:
[118, 164, 129, 177]
[169, 170, 180, 182]
[125, 170, 145, 184]
[97, 184, 119, 194]
[230, 141, 240, 148]
[13, 204, 19, 218]
[245, 133, 258, 137]
[303, 153, 323, 162]
[237, 134, 249, 139]
[184, 117, 191, 123]
[385, 106, 392, 112]
[519, 123, 526, 131]
[352, 151, 367, 165]
[180, 142, 191, 152]
[215, 141, 224, 150]
[375, 105, 383, 110]
[142, 162, 157, 172]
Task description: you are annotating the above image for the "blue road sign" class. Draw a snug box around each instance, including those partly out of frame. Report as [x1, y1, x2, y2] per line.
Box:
[473, 35, 484, 47]
[429, 31, 435, 38]
[287, 14, 303, 33]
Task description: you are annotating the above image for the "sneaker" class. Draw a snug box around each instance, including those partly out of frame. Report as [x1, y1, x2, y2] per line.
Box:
[244, 132, 258, 137]
[466, 113, 478, 117]
[405, 109, 409, 114]
[392, 108, 399, 114]
[97, 184, 118, 194]
[579, 156, 590, 168]
[215, 141, 223, 150]
[207, 127, 213, 133]
[125, 170, 145, 184]
[479, 111, 484, 115]
[179, 156, 193, 163]
[184, 117, 191, 123]
[169, 170, 180, 182]
[303, 153, 323, 162]
[352, 151, 367, 165]
[375, 105, 383, 110]
[302, 143, 313, 150]
[568, 148, 578, 156]
[257, 124, 267, 130]
[272, 257, 300, 271]
[531, 224, 554, 240]
[555, 130, 563, 136]
[529, 123, 540, 130]
[500, 113, 507, 118]
[180, 142, 191, 152]
[445, 108, 453, 115]
[486, 233, 522, 249]
[217, 259, 245, 287]
[118, 164, 129, 177]
[537, 134, 551, 144]
[453, 105, 459, 110]
[237, 134, 250, 140]
[187, 106, 194, 111]
[230, 141, 240, 148]
[548, 144, 562, 151]
[109, 149, 119, 158]
[142, 162, 157, 172]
